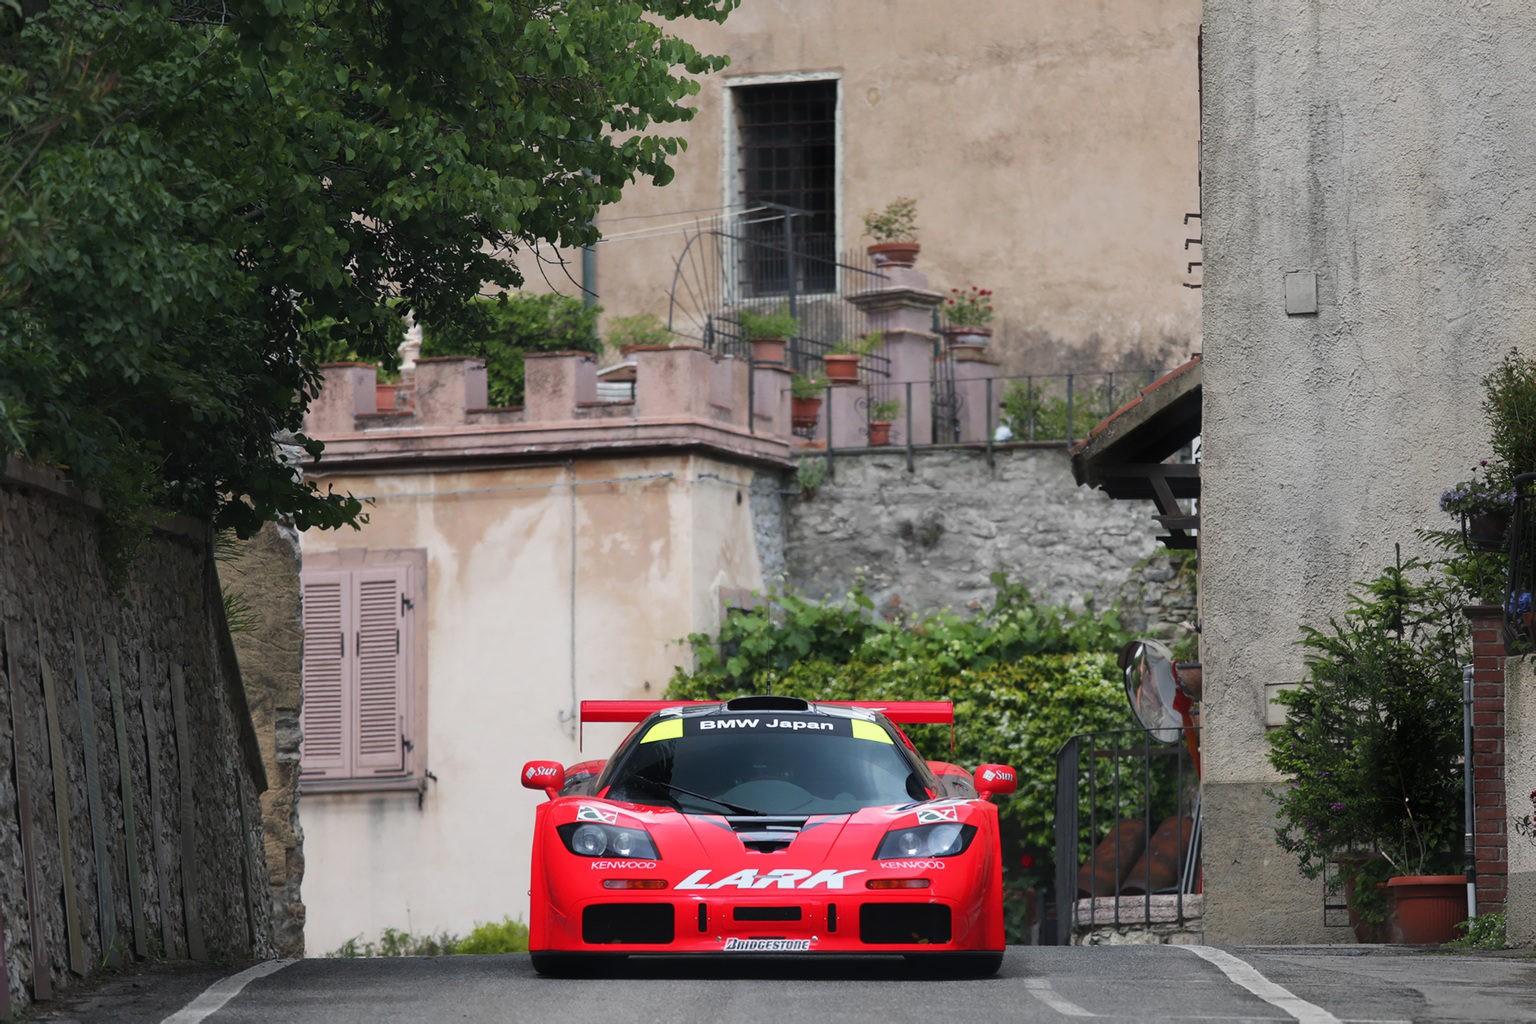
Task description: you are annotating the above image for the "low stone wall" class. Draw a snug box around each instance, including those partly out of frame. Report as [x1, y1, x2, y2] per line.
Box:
[0, 461, 271, 1011]
[1071, 895, 1204, 945]
[782, 445, 1162, 616]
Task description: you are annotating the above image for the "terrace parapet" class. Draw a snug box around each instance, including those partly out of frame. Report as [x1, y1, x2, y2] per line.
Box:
[306, 347, 794, 471]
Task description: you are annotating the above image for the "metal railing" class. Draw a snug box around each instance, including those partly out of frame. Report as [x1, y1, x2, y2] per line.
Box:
[1052, 728, 1201, 944]
[794, 370, 1171, 478]
[1504, 471, 1536, 652]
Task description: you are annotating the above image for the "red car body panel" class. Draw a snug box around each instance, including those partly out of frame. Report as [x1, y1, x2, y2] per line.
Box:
[525, 700, 1008, 957]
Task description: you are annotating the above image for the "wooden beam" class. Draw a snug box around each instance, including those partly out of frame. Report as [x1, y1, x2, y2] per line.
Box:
[169, 663, 206, 960]
[72, 623, 119, 966]
[3, 622, 49, 999]
[38, 636, 86, 975]
[106, 635, 148, 959]
[139, 651, 179, 959]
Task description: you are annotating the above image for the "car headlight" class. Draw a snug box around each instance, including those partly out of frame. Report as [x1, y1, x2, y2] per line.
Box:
[555, 822, 660, 860]
[874, 822, 977, 860]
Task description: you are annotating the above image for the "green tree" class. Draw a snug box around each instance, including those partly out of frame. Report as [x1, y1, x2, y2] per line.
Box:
[0, 0, 734, 551]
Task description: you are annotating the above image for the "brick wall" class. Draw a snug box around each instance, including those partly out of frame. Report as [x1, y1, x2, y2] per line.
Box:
[1466, 604, 1507, 913]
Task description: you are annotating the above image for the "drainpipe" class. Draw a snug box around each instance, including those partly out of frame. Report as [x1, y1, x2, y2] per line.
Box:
[1464, 663, 1477, 917]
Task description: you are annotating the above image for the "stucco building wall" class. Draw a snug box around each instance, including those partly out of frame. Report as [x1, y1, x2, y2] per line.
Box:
[1200, 2, 1536, 943]
[538, 0, 1203, 374]
[298, 455, 765, 953]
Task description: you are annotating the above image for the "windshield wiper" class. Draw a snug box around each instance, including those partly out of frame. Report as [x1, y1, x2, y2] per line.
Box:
[630, 777, 764, 816]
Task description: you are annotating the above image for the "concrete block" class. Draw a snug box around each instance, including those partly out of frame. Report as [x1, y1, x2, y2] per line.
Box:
[307, 364, 377, 434]
[415, 356, 488, 425]
[525, 351, 597, 422]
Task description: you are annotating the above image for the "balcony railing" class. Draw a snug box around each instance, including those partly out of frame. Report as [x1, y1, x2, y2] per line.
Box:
[1052, 727, 1202, 944]
[1504, 471, 1536, 652]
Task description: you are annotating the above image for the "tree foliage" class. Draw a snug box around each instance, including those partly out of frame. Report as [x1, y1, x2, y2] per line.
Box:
[0, 0, 734, 547]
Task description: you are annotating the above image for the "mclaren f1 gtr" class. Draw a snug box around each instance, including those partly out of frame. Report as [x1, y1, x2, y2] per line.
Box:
[520, 695, 1016, 975]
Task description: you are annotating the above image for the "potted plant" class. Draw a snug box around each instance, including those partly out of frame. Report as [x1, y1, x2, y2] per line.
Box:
[942, 286, 996, 350]
[867, 397, 902, 446]
[862, 197, 920, 268]
[790, 373, 826, 430]
[736, 307, 799, 365]
[1441, 461, 1516, 552]
[824, 332, 883, 385]
[1266, 548, 1468, 943]
[607, 312, 675, 356]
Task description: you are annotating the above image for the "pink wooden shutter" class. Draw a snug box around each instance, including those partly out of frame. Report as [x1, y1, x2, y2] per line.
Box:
[353, 567, 410, 774]
[300, 571, 351, 778]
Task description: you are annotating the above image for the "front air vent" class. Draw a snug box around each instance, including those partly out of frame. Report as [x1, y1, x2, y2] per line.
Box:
[583, 904, 674, 944]
[859, 903, 952, 945]
[724, 695, 812, 712]
[733, 906, 802, 922]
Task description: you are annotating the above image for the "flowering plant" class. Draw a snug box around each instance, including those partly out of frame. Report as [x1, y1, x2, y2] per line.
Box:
[862, 197, 918, 243]
[946, 286, 995, 327]
[1514, 790, 1536, 848]
[1440, 461, 1515, 517]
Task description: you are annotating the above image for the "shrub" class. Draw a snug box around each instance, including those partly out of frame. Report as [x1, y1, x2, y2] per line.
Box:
[605, 313, 673, 350]
[862, 197, 919, 244]
[420, 293, 602, 407]
[456, 917, 530, 955]
[328, 928, 460, 958]
[736, 307, 799, 341]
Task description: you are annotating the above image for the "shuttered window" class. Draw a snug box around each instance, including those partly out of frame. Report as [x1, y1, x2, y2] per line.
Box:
[300, 565, 415, 780]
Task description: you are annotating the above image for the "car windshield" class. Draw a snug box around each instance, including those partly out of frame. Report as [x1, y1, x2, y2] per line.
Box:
[603, 712, 929, 816]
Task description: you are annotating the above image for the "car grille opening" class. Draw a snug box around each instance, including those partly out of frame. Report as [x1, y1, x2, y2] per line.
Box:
[582, 903, 675, 944]
[733, 906, 802, 922]
[859, 903, 952, 945]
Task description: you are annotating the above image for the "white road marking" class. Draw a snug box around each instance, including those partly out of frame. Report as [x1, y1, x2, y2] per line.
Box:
[1184, 946, 1342, 1024]
[1025, 977, 1095, 1017]
[159, 959, 295, 1024]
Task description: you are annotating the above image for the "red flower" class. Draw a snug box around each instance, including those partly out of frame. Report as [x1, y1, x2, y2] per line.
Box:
[1020, 854, 1034, 869]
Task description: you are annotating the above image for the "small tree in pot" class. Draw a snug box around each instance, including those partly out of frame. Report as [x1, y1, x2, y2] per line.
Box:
[867, 397, 902, 446]
[790, 372, 826, 431]
[1265, 547, 1466, 942]
[863, 197, 919, 268]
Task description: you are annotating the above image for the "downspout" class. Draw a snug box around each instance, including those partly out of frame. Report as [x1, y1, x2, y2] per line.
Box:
[1464, 663, 1477, 918]
[556, 459, 578, 741]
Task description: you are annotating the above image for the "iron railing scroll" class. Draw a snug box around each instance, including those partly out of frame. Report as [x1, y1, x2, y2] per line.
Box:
[1052, 727, 1202, 945]
[1503, 471, 1536, 652]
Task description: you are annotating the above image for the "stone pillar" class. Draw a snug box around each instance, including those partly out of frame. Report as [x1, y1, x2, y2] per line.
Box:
[224, 521, 306, 957]
[754, 364, 793, 440]
[524, 352, 597, 422]
[1464, 604, 1508, 914]
[823, 383, 870, 449]
[953, 351, 1004, 443]
[414, 356, 489, 424]
[306, 363, 377, 434]
[846, 267, 944, 444]
[635, 346, 712, 419]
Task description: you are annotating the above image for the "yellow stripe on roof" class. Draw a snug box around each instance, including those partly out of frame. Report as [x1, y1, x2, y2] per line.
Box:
[641, 718, 683, 742]
[851, 720, 893, 744]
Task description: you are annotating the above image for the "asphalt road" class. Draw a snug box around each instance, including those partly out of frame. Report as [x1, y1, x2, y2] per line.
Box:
[36, 946, 1536, 1024]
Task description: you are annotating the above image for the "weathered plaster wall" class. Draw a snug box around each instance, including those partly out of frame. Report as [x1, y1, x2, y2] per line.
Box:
[298, 454, 766, 953]
[0, 462, 271, 1010]
[530, 0, 1203, 374]
[223, 521, 306, 957]
[783, 446, 1162, 616]
[1200, 2, 1536, 943]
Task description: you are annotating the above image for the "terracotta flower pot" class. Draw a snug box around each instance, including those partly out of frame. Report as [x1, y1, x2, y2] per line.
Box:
[866, 241, 920, 269]
[751, 337, 787, 365]
[376, 383, 398, 410]
[791, 396, 822, 431]
[1386, 875, 1468, 944]
[942, 325, 993, 351]
[868, 420, 894, 446]
[823, 354, 861, 384]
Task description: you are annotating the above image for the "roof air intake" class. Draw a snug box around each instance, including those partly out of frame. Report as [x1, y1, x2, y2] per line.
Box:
[724, 696, 812, 712]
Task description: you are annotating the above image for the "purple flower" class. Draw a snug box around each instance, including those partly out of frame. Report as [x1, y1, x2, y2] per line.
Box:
[1331, 802, 1345, 811]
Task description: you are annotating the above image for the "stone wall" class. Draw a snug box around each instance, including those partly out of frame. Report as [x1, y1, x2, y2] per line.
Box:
[0, 461, 271, 1011]
[782, 445, 1162, 617]
[222, 522, 305, 957]
[1115, 549, 1199, 650]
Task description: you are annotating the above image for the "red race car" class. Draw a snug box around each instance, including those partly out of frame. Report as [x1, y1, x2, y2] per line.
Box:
[520, 695, 1016, 975]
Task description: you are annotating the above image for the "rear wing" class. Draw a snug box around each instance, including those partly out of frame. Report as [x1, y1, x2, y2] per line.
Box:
[580, 699, 955, 752]
[581, 700, 954, 724]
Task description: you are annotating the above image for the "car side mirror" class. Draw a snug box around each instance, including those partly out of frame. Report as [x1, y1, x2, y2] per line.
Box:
[973, 764, 1017, 801]
[522, 760, 565, 800]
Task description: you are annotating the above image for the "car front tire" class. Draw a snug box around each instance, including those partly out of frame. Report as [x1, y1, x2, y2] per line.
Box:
[529, 952, 624, 978]
[904, 951, 1004, 978]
